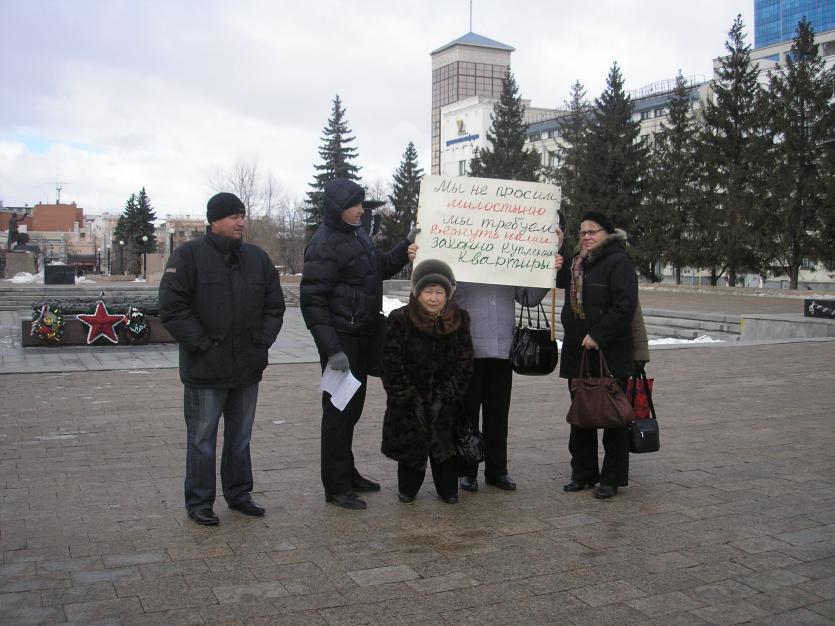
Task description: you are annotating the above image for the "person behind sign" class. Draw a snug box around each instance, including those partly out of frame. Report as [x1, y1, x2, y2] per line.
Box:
[455, 221, 564, 493]
[300, 178, 418, 510]
[556, 210, 638, 499]
[381, 259, 474, 504]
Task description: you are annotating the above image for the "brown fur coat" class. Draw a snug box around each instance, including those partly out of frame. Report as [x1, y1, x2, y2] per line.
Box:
[380, 298, 474, 465]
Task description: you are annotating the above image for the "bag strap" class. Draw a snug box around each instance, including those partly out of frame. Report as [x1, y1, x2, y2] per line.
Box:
[598, 350, 614, 378]
[579, 348, 592, 378]
[641, 368, 657, 420]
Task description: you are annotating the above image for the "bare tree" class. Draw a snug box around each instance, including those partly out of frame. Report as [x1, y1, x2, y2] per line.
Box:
[209, 158, 261, 214]
[275, 199, 307, 275]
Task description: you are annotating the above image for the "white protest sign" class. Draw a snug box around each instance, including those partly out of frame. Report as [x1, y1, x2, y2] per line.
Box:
[414, 175, 561, 288]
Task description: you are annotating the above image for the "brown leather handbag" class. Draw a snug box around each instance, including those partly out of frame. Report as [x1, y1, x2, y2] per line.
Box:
[566, 349, 635, 429]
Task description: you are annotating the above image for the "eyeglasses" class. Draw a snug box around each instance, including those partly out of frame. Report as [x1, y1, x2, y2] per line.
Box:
[578, 228, 604, 238]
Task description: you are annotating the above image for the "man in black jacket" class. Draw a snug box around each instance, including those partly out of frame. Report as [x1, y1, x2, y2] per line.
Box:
[159, 192, 286, 525]
[301, 178, 417, 509]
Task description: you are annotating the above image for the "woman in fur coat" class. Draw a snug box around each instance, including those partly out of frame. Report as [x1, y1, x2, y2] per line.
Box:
[381, 259, 474, 504]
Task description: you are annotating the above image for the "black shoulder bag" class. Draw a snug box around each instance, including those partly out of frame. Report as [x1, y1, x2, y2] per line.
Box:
[509, 292, 558, 376]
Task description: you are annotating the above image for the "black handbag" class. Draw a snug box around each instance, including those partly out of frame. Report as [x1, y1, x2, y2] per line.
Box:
[509, 294, 558, 376]
[452, 384, 484, 464]
[628, 368, 660, 453]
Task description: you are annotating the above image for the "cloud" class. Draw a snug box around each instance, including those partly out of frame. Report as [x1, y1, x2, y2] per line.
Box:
[0, 0, 754, 215]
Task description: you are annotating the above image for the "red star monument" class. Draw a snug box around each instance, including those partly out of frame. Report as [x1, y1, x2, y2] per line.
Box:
[76, 300, 124, 344]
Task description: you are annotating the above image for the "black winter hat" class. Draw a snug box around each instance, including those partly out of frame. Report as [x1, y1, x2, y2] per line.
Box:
[411, 259, 456, 298]
[324, 178, 365, 212]
[581, 211, 615, 234]
[207, 192, 246, 223]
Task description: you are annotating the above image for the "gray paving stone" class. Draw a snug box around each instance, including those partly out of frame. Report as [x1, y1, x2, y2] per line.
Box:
[346, 564, 420, 586]
[63, 596, 144, 622]
[211, 580, 290, 603]
[690, 599, 770, 625]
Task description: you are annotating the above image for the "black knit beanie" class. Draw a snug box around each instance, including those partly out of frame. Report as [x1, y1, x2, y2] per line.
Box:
[411, 259, 456, 297]
[581, 211, 615, 234]
[207, 192, 246, 223]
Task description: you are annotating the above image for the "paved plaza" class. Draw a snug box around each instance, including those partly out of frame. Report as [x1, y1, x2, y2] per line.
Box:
[1, 291, 834, 624]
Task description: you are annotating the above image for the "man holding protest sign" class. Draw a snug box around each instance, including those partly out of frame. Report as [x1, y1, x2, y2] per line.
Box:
[412, 176, 563, 492]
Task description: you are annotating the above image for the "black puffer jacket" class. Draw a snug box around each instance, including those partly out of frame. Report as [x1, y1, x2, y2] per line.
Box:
[556, 231, 638, 380]
[301, 179, 410, 357]
[381, 299, 474, 465]
[159, 231, 286, 388]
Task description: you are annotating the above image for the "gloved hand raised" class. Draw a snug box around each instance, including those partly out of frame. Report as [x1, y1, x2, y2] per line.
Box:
[406, 227, 421, 243]
[328, 351, 350, 372]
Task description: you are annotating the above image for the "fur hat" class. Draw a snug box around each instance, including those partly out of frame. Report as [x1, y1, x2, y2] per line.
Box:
[411, 259, 456, 297]
[581, 210, 615, 234]
[207, 192, 246, 223]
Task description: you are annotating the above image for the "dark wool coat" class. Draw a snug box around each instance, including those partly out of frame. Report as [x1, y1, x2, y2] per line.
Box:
[556, 231, 638, 380]
[159, 230, 286, 388]
[300, 178, 410, 358]
[380, 301, 474, 466]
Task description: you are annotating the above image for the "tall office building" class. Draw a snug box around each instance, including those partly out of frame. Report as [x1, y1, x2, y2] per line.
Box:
[755, 0, 835, 48]
[429, 32, 514, 174]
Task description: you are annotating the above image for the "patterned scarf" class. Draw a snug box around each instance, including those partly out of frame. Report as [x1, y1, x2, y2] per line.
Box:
[569, 253, 586, 319]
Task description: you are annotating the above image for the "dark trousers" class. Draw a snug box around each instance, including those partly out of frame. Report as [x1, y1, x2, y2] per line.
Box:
[183, 383, 259, 511]
[319, 334, 371, 495]
[398, 456, 459, 499]
[566, 379, 630, 487]
[462, 358, 513, 480]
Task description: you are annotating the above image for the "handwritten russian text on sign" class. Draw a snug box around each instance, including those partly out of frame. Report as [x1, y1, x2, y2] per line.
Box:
[414, 175, 561, 288]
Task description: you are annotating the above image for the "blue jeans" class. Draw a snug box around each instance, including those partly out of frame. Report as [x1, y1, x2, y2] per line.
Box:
[183, 383, 259, 511]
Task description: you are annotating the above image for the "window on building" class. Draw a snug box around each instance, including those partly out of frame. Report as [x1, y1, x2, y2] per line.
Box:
[654, 107, 665, 118]
[640, 110, 650, 121]
[458, 160, 467, 175]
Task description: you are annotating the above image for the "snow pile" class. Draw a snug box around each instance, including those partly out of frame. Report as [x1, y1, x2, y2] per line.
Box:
[5, 272, 43, 283]
[382, 295, 405, 316]
[650, 335, 724, 345]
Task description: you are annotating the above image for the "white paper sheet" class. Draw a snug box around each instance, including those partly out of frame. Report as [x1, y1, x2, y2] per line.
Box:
[319, 364, 362, 411]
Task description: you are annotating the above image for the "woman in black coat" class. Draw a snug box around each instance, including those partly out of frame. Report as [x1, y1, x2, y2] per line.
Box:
[556, 211, 638, 499]
[381, 259, 474, 504]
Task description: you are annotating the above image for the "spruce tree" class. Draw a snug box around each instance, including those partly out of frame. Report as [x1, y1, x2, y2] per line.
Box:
[113, 188, 157, 275]
[468, 69, 541, 181]
[578, 63, 647, 240]
[647, 72, 700, 283]
[552, 80, 590, 243]
[764, 18, 835, 288]
[379, 142, 423, 251]
[696, 15, 769, 286]
[305, 95, 361, 239]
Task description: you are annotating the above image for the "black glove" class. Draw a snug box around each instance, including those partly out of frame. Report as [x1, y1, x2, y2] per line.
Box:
[407, 226, 421, 243]
[328, 351, 350, 372]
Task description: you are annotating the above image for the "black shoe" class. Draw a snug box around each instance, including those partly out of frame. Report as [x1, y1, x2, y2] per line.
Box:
[460, 476, 478, 492]
[563, 480, 596, 493]
[187, 508, 219, 526]
[595, 485, 618, 499]
[325, 492, 367, 509]
[440, 494, 458, 504]
[228, 498, 265, 517]
[351, 476, 381, 492]
[398, 492, 415, 503]
[485, 474, 516, 491]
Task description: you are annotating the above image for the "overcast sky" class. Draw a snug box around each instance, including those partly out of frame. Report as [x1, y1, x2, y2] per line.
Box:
[1, 0, 754, 217]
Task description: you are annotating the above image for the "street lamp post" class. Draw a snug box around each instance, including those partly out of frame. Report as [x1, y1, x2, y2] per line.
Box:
[119, 240, 125, 275]
[141, 235, 149, 281]
[169, 228, 175, 256]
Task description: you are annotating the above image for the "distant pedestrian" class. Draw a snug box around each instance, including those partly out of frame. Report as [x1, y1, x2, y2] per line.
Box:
[300, 178, 417, 510]
[381, 260, 473, 504]
[557, 210, 638, 499]
[159, 192, 286, 525]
